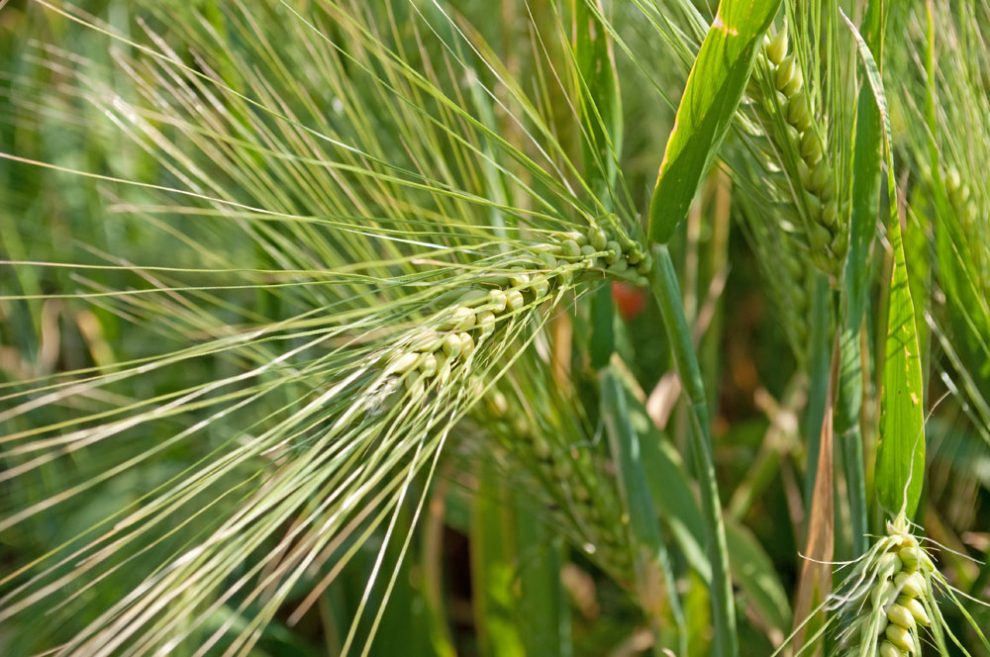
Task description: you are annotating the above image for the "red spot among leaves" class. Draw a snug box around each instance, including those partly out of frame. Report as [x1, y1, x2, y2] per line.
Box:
[612, 282, 647, 321]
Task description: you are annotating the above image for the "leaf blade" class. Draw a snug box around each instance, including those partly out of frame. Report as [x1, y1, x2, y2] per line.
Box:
[647, 0, 781, 244]
[843, 11, 926, 517]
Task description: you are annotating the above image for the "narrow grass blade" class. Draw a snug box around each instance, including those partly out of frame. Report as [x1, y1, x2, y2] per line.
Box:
[837, 0, 884, 557]
[647, 245, 736, 657]
[601, 366, 686, 654]
[647, 0, 781, 244]
[843, 11, 926, 519]
[616, 371, 793, 643]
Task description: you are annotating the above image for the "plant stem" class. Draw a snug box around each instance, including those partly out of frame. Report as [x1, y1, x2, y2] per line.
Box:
[648, 245, 737, 657]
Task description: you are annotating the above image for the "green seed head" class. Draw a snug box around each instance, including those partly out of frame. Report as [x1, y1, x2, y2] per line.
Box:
[898, 546, 922, 572]
[879, 640, 906, 657]
[391, 351, 420, 375]
[506, 289, 525, 312]
[766, 27, 789, 65]
[808, 160, 830, 193]
[871, 578, 895, 608]
[531, 275, 550, 299]
[406, 374, 426, 402]
[821, 201, 838, 228]
[604, 240, 622, 265]
[895, 572, 925, 599]
[450, 306, 475, 331]
[588, 226, 608, 251]
[809, 222, 832, 252]
[488, 289, 508, 313]
[774, 56, 797, 92]
[609, 259, 629, 274]
[830, 229, 848, 260]
[800, 131, 824, 164]
[636, 252, 654, 274]
[786, 93, 813, 131]
[509, 272, 530, 289]
[782, 65, 803, 96]
[458, 332, 475, 356]
[442, 333, 462, 357]
[419, 353, 438, 377]
[561, 239, 582, 258]
[477, 311, 496, 335]
[898, 596, 931, 627]
[884, 624, 914, 653]
[886, 603, 916, 632]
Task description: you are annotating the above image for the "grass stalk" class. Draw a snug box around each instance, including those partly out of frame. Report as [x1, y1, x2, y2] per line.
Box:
[648, 245, 736, 657]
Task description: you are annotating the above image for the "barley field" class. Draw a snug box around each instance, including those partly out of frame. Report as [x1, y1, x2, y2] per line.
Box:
[1, 1, 989, 656]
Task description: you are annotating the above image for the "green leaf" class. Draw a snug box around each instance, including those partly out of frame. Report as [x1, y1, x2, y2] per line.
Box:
[837, 0, 884, 557]
[724, 522, 793, 637]
[843, 12, 926, 518]
[647, 0, 782, 244]
[614, 372, 793, 641]
[601, 367, 686, 654]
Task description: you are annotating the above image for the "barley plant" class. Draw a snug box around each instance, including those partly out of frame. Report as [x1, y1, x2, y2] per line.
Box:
[2, 0, 990, 655]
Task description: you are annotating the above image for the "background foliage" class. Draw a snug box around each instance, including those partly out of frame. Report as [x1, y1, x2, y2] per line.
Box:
[1, 0, 989, 655]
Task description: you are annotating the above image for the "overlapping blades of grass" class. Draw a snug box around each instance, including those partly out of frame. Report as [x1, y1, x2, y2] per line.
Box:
[0, 0, 645, 653]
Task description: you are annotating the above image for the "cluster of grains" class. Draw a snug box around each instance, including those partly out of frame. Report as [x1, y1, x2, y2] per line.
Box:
[753, 26, 847, 275]
[841, 517, 935, 656]
[383, 223, 651, 400]
[481, 390, 632, 581]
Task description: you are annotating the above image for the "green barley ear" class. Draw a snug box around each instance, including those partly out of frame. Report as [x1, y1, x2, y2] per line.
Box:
[474, 360, 632, 582]
[832, 514, 934, 656]
[826, 513, 989, 657]
[747, 19, 847, 276]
